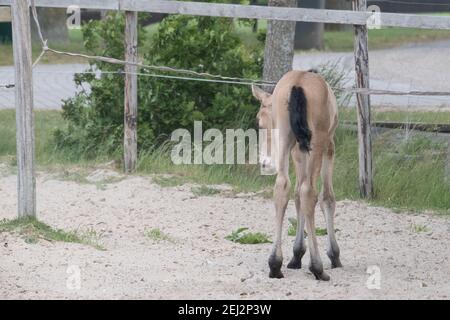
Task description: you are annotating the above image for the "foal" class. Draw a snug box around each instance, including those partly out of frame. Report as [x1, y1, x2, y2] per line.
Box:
[252, 70, 342, 281]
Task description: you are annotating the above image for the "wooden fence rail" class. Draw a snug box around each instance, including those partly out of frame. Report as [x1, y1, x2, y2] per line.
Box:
[1, 0, 450, 29]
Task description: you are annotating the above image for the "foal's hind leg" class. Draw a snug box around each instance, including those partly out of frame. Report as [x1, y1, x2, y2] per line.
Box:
[268, 135, 293, 279]
[319, 141, 342, 268]
[287, 147, 307, 269]
[301, 148, 330, 281]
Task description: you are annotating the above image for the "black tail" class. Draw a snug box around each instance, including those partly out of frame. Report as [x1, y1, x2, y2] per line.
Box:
[288, 86, 311, 152]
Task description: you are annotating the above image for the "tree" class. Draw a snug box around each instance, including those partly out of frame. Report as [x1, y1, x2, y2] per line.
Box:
[55, 13, 263, 157]
[262, 0, 297, 93]
[326, 0, 352, 31]
[294, 0, 325, 50]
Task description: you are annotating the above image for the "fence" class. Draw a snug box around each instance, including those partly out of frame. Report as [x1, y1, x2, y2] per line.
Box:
[2, 0, 450, 217]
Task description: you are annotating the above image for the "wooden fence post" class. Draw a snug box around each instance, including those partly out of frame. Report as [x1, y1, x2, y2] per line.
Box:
[124, 11, 138, 173]
[11, 0, 36, 217]
[353, 0, 373, 198]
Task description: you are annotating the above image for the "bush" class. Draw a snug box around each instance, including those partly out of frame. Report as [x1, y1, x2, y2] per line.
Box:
[55, 12, 264, 158]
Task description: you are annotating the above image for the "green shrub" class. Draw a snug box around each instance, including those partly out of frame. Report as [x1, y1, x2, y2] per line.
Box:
[55, 12, 263, 158]
[54, 12, 138, 158]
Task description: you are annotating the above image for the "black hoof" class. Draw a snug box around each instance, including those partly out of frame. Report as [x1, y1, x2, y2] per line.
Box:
[287, 257, 302, 269]
[327, 251, 343, 269]
[269, 270, 284, 279]
[268, 254, 283, 279]
[331, 259, 343, 269]
[309, 266, 330, 281]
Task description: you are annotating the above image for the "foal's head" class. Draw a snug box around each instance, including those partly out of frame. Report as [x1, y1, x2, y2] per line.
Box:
[252, 85, 277, 173]
[251, 85, 272, 129]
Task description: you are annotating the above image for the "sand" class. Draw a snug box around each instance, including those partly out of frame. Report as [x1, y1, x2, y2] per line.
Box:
[0, 168, 449, 299]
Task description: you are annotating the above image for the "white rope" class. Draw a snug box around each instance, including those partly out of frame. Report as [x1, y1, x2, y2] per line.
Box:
[29, 1, 272, 86]
[32, 69, 273, 86]
[32, 49, 47, 68]
[29, 0, 49, 68]
[17, 69, 450, 96]
[45, 48, 275, 86]
[30, 0, 47, 47]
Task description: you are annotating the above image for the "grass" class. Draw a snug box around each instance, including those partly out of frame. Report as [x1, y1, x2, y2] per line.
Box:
[144, 19, 450, 53]
[146, 228, 176, 243]
[232, 21, 450, 52]
[288, 218, 332, 237]
[323, 27, 450, 52]
[288, 217, 297, 236]
[410, 223, 430, 233]
[55, 168, 124, 190]
[339, 108, 450, 125]
[225, 227, 271, 244]
[191, 185, 221, 197]
[137, 144, 273, 194]
[1, 18, 448, 67]
[1, 109, 449, 214]
[137, 125, 450, 214]
[153, 175, 189, 187]
[0, 29, 87, 66]
[233, 20, 450, 52]
[0, 109, 115, 167]
[333, 126, 450, 213]
[0, 217, 105, 250]
[315, 228, 328, 236]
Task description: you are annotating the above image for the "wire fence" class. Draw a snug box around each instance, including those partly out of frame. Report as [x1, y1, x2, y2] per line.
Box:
[4, 65, 450, 95]
[7, 0, 440, 96]
[0, 0, 450, 97]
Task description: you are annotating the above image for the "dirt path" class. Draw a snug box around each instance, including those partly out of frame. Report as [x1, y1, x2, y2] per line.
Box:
[294, 39, 450, 110]
[0, 169, 449, 299]
[2, 40, 450, 110]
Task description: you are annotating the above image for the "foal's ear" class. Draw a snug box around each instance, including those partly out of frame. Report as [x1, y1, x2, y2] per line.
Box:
[251, 85, 271, 103]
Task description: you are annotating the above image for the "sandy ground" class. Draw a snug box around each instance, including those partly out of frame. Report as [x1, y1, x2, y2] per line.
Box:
[0, 168, 449, 300]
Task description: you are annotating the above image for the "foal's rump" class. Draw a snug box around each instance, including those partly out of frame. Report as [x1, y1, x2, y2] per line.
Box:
[276, 70, 335, 153]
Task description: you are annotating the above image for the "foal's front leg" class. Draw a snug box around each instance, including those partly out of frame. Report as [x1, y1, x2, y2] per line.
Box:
[268, 142, 291, 279]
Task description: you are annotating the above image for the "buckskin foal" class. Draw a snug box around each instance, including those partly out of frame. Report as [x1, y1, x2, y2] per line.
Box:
[252, 70, 342, 281]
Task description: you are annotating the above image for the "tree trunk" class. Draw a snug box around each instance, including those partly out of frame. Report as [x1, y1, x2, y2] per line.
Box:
[294, 0, 325, 50]
[31, 8, 68, 43]
[326, 0, 353, 31]
[263, 0, 297, 93]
